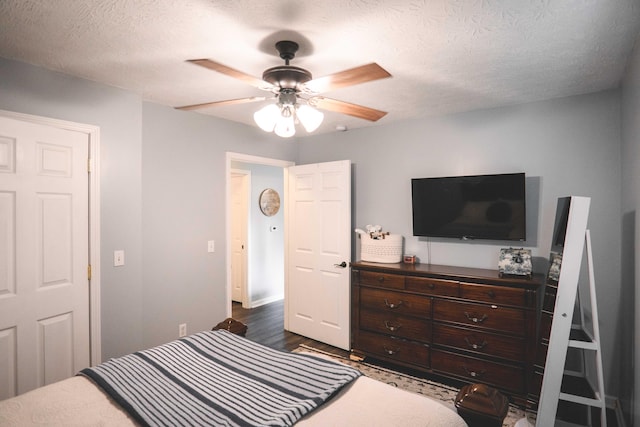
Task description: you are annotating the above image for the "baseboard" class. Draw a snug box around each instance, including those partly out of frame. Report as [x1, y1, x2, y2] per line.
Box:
[249, 294, 284, 308]
[606, 396, 627, 427]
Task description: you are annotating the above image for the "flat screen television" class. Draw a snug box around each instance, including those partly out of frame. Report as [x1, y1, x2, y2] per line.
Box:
[411, 172, 526, 241]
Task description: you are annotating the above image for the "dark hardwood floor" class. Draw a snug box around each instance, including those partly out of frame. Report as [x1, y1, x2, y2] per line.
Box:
[231, 299, 348, 357]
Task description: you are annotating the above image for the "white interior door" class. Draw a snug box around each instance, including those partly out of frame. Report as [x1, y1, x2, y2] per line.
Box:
[230, 170, 249, 306]
[0, 116, 90, 398]
[285, 160, 351, 350]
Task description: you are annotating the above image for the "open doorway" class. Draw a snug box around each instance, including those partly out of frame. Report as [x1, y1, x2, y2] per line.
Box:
[230, 168, 250, 307]
[225, 153, 294, 317]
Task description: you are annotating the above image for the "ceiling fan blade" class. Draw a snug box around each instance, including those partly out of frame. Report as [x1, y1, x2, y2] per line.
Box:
[305, 63, 391, 93]
[176, 96, 266, 111]
[187, 59, 268, 89]
[313, 97, 387, 122]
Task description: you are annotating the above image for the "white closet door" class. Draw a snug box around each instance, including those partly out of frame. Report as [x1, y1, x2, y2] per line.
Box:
[0, 116, 90, 398]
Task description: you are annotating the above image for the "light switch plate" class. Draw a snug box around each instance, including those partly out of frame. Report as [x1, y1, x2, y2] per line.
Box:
[114, 250, 125, 266]
[207, 240, 215, 253]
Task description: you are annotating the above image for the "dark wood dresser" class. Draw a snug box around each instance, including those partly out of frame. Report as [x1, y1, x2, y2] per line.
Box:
[351, 261, 544, 405]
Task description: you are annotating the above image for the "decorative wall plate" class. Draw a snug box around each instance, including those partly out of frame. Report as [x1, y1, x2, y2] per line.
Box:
[259, 188, 280, 216]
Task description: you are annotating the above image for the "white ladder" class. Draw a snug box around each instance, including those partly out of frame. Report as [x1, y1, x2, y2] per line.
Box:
[556, 230, 606, 426]
[518, 197, 606, 427]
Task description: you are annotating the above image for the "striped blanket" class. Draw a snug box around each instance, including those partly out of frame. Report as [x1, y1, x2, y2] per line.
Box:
[79, 330, 361, 427]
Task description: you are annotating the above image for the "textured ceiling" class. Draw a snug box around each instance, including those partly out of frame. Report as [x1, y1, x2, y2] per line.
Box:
[1, 0, 639, 136]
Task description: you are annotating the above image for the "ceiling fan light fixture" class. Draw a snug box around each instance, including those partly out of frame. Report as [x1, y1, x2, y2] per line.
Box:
[274, 107, 296, 138]
[296, 104, 324, 133]
[255, 100, 323, 137]
[253, 103, 280, 132]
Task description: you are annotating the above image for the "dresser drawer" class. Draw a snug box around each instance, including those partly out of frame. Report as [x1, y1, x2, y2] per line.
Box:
[432, 349, 524, 393]
[405, 276, 459, 297]
[530, 369, 544, 397]
[433, 299, 525, 336]
[358, 270, 404, 290]
[536, 342, 549, 367]
[460, 282, 527, 306]
[539, 311, 553, 339]
[543, 284, 558, 312]
[432, 323, 524, 361]
[354, 330, 430, 367]
[359, 287, 431, 318]
[360, 309, 431, 342]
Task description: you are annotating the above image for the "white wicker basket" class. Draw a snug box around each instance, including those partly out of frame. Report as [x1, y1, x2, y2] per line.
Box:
[360, 234, 403, 263]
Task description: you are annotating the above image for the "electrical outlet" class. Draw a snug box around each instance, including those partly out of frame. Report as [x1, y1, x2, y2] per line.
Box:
[179, 323, 187, 337]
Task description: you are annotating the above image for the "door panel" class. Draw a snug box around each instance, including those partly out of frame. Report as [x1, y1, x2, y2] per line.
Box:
[0, 191, 16, 296]
[0, 116, 89, 398]
[286, 160, 351, 349]
[39, 194, 73, 286]
[39, 313, 74, 385]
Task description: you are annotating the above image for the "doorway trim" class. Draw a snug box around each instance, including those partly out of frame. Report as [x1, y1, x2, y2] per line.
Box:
[225, 152, 294, 317]
[0, 108, 102, 365]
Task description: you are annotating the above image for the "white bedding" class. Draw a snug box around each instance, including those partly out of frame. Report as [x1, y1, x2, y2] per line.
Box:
[298, 375, 468, 426]
[0, 374, 467, 427]
[0, 376, 135, 426]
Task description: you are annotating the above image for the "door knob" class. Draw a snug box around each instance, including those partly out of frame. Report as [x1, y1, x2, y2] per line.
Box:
[334, 261, 347, 268]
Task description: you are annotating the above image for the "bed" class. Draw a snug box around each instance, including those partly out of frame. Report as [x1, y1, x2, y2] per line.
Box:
[0, 330, 467, 426]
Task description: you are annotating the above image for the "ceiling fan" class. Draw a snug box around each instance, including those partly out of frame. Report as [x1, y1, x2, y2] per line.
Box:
[176, 40, 392, 137]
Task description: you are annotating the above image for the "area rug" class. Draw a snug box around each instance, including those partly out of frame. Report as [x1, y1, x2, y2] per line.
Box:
[293, 345, 537, 427]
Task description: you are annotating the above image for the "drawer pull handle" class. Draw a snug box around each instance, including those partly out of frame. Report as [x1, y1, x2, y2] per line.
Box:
[428, 283, 435, 289]
[463, 365, 486, 378]
[464, 337, 488, 350]
[464, 312, 488, 323]
[377, 276, 385, 283]
[383, 346, 400, 356]
[488, 290, 496, 298]
[384, 299, 404, 309]
[384, 321, 402, 332]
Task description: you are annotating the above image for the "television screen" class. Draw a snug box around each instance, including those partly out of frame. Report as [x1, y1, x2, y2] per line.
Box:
[551, 197, 571, 249]
[411, 173, 526, 241]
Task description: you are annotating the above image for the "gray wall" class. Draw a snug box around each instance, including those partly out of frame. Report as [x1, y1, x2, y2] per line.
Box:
[298, 90, 624, 401]
[621, 34, 640, 427]
[140, 103, 295, 349]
